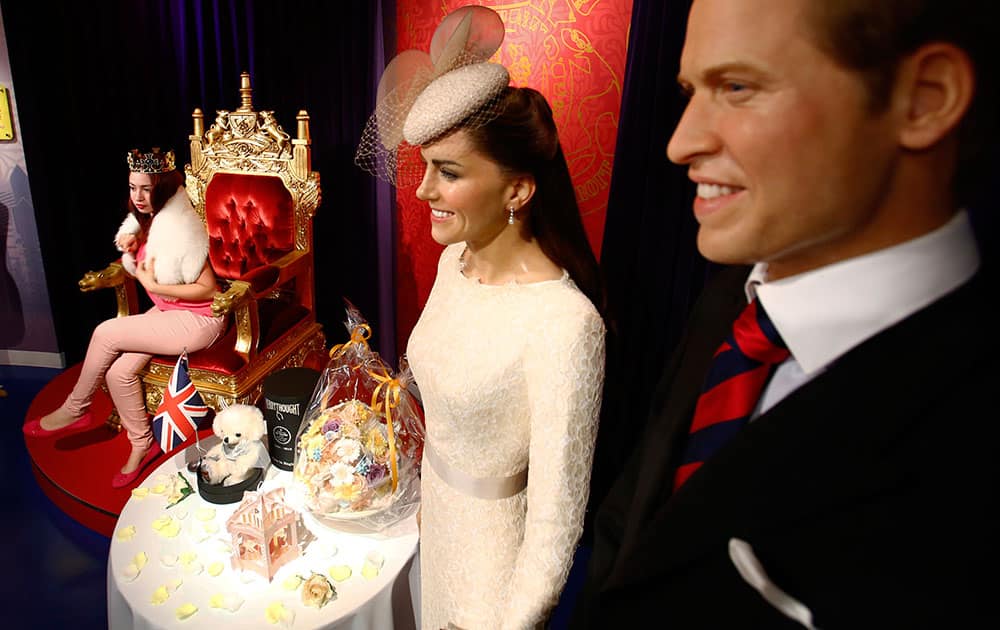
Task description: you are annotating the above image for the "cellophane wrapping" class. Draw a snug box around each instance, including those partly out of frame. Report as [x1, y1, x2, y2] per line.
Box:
[291, 302, 425, 531]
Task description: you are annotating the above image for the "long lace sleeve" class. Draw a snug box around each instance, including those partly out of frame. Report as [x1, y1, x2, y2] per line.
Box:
[502, 301, 606, 629]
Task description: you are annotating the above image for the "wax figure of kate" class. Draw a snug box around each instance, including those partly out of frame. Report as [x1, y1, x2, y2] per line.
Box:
[356, 6, 607, 629]
[570, 0, 997, 628]
[24, 148, 226, 489]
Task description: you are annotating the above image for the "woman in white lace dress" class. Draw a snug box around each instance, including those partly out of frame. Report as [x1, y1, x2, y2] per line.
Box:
[355, 8, 606, 628]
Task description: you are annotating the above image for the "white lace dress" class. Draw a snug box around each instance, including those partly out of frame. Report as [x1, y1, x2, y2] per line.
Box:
[407, 243, 606, 630]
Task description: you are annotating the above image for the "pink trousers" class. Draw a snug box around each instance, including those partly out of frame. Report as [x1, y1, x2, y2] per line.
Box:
[61, 306, 226, 449]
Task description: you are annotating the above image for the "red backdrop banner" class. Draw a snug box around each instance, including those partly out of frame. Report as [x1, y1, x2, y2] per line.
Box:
[394, 0, 633, 352]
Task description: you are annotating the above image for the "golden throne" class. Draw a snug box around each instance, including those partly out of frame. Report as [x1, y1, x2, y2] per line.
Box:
[80, 72, 327, 424]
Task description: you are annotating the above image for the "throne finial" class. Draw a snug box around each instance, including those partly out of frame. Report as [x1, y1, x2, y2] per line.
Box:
[238, 72, 253, 112]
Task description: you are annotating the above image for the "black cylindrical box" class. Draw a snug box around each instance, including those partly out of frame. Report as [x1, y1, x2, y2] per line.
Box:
[262, 367, 321, 471]
[197, 467, 264, 504]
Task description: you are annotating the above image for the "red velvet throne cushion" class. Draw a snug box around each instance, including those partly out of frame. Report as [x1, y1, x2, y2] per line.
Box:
[149, 173, 309, 376]
[204, 173, 294, 280]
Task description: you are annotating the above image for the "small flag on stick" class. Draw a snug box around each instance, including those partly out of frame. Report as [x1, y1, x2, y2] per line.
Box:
[152, 351, 211, 457]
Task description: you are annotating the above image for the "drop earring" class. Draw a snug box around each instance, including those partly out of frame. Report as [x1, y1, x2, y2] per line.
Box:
[508, 206, 515, 225]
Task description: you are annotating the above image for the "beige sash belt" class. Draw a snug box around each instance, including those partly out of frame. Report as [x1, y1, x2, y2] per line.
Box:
[424, 442, 528, 500]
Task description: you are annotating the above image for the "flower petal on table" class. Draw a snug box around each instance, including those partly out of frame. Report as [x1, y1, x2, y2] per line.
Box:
[329, 565, 352, 582]
[151, 515, 173, 531]
[150, 585, 171, 605]
[365, 550, 384, 569]
[122, 551, 150, 581]
[160, 553, 178, 567]
[130, 487, 149, 499]
[116, 525, 137, 541]
[122, 563, 141, 582]
[210, 538, 232, 554]
[282, 575, 303, 590]
[195, 507, 216, 521]
[158, 520, 182, 538]
[265, 601, 295, 627]
[308, 540, 338, 557]
[175, 603, 198, 620]
[209, 592, 245, 612]
[207, 562, 225, 577]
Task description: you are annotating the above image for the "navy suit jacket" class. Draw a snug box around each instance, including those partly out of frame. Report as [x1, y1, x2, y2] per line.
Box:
[570, 264, 996, 629]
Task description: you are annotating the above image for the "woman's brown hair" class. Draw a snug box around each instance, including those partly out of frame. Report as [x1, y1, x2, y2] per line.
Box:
[462, 87, 605, 316]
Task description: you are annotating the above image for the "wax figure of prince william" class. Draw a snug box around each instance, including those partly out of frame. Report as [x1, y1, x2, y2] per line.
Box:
[570, 0, 996, 628]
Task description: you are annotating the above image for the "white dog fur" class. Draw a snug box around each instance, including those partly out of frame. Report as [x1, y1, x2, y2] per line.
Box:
[202, 404, 271, 486]
[115, 187, 209, 285]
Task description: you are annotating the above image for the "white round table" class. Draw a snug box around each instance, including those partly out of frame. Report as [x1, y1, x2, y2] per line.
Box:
[106, 438, 420, 630]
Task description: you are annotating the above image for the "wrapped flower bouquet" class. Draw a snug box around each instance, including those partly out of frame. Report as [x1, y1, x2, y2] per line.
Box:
[295, 399, 395, 516]
[291, 302, 425, 530]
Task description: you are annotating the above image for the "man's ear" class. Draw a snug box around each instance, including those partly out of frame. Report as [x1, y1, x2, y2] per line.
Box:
[894, 42, 975, 150]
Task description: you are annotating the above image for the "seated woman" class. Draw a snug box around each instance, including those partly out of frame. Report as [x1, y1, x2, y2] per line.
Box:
[23, 147, 226, 489]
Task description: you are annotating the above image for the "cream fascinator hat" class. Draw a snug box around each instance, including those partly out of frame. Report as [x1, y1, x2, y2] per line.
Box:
[354, 5, 511, 186]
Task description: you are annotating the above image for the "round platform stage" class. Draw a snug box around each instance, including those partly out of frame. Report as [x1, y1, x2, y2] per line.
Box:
[23, 364, 169, 537]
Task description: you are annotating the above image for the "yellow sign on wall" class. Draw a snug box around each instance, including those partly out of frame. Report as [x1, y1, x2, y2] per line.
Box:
[0, 85, 14, 141]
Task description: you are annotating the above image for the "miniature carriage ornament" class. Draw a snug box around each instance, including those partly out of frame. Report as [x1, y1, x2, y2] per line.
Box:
[226, 487, 302, 581]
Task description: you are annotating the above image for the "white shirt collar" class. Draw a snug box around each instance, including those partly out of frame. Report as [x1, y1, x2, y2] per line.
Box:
[746, 210, 980, 375]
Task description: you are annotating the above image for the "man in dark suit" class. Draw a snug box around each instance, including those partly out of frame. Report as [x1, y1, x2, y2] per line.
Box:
[570, 0, 995, 627]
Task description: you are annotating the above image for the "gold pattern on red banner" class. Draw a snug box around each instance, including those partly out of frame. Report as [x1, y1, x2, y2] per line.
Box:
[395, 0, 633, 350]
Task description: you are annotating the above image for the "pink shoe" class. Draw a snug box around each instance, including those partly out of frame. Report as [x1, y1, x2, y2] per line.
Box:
[22, 411, 96, 439]
[111, 443, 163, 489]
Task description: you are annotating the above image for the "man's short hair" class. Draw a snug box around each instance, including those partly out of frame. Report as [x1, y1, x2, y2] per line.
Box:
[806, 0, 994, 205]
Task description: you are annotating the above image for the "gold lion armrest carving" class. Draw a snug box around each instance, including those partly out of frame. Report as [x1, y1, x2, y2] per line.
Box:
[78, 262, 139, 318]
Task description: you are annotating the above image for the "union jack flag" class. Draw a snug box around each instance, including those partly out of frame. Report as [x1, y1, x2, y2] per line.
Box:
[152, 351, 210, 456]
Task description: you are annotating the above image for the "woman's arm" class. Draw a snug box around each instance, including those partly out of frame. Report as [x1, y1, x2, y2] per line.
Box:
[134, 259, 218, 301]
[502, 304, 606, 630]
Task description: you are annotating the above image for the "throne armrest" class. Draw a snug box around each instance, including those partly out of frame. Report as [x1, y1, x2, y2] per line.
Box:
[269, 249, 311, 285]
[211, 280, 257, 362]
[209, 249, 314, 363]
[211, 248, 311, 316]
[78, 261, 140, 318]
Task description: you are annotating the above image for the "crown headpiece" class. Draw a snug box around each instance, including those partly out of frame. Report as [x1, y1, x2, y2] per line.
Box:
[127, 148, 176, 174]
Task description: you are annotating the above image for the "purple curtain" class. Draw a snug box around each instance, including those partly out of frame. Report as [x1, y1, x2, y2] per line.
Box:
[372, 0, 398, 366]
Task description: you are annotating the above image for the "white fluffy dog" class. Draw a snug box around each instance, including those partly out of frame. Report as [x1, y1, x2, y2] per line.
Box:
[201, 404, 271, 486]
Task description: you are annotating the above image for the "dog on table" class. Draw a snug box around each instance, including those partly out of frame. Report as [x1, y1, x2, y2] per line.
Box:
[200, 403, 270, 486]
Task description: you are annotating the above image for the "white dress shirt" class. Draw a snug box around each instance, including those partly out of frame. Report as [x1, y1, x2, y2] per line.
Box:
[746, 210, 981, 418]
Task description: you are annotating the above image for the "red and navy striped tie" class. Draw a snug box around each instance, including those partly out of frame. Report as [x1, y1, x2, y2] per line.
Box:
[673, 299, 790, 490]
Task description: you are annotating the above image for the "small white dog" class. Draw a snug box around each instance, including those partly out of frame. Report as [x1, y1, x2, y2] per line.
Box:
[201, 404, 271, 486]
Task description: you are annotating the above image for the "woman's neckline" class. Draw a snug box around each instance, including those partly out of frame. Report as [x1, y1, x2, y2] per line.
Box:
[457, 245, 568, 287]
